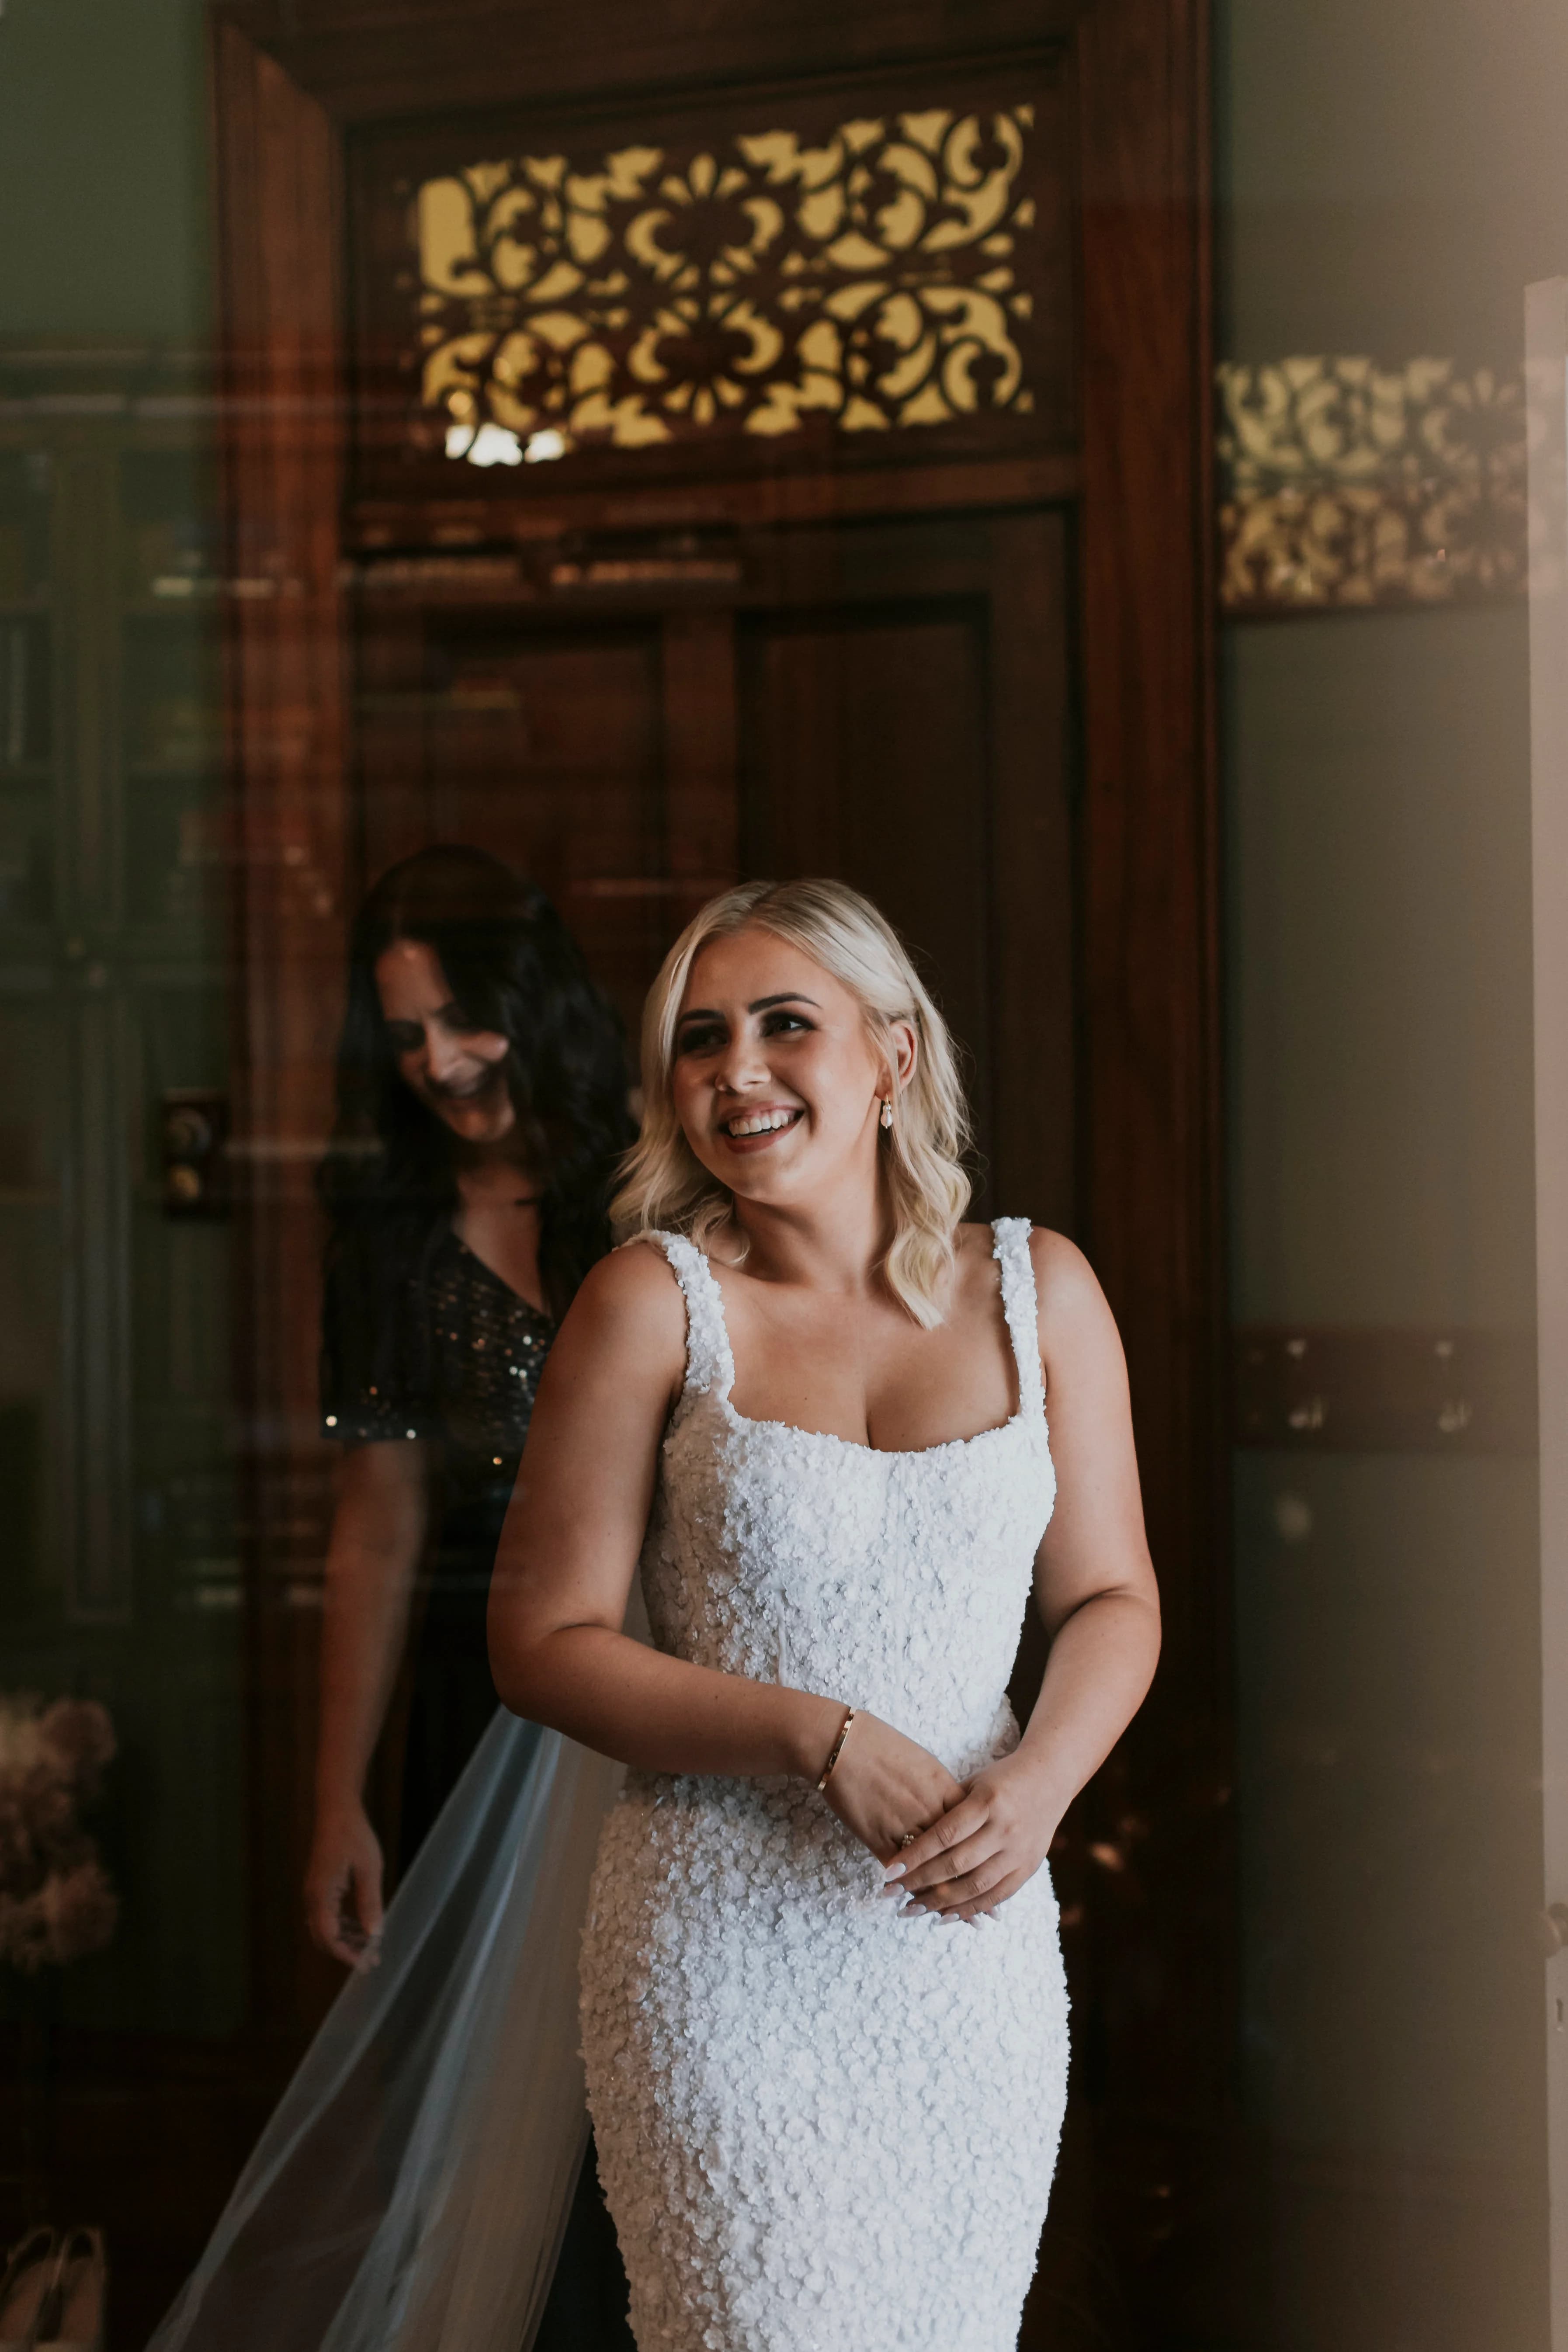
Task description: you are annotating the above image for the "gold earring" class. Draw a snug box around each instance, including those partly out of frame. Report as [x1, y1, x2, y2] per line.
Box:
[879, 1098, 894, 1131]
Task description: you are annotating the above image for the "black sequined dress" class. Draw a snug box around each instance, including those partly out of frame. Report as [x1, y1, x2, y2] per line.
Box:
[323, 1226, 553, 1868]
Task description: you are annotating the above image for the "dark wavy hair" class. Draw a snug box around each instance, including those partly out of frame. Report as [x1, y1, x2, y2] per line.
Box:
[319, 847, 633, 1399]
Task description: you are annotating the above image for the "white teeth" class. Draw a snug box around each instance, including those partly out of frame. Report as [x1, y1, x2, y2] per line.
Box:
[726, 1109, 796, 1138]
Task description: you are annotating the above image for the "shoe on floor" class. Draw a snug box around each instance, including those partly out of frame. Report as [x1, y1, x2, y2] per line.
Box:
[0, 2229, 58, 2349]
[34, 2230, 104, 2352]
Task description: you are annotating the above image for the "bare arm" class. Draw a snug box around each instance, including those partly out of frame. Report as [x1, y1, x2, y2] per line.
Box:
[1009, 1231, 1162, 1812]
[489, 1246, 841, 1776]
[488, 1245, 964, 1856]
[890, 1230, 1161, 1919]
[305, 1440, 433, 1964]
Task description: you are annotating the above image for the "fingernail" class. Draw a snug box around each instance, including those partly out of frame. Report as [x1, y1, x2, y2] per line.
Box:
[883, 1863, 905, 1882]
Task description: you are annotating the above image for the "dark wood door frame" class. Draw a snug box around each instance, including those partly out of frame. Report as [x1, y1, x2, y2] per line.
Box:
[209, 1, 1227, 2339]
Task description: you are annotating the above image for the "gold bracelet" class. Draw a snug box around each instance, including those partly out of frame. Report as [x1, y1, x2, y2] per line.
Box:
[815, 1707, 857, 1792]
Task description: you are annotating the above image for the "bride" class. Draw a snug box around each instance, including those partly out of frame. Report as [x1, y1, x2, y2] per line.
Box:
[489, 877, 1160, 2350]
[149, 875, 1157, 2352]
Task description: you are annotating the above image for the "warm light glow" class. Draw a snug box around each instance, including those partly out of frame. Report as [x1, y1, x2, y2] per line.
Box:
[412, 106, 1037, 458]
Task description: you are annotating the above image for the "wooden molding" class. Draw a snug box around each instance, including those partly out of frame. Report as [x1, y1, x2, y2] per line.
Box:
[211, 15, 354, 2040]
[1070, 0, 1231, 2330]
[212, 0, 1081, 120]
[346, 454, 1084, 551]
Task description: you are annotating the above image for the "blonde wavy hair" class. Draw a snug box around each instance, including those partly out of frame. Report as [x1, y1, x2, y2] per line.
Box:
[612, 879, 972, 1327]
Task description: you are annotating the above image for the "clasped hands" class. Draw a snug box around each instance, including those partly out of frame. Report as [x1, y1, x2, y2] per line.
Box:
[817, 1709, 1056, 1925]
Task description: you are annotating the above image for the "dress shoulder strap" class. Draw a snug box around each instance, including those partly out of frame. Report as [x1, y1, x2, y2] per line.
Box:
[990, 1217, 1046, 1421]
[638, 1230, 736, 1401]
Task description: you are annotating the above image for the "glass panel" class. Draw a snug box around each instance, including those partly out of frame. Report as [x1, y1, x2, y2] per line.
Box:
[1217, 356, 1528, 611]
[413, 107, 1037, 460]
[0, 405, 243, 2040]
[351, 69, 1070, 489]
[1220, 276, 1547, 2352]
[2, 4, 1561, 2351]
[0, 0, 242, 2116]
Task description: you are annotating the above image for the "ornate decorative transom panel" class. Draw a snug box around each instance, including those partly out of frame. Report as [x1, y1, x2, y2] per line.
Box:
[1217, 356, 1526, 613]
[399, 101, 1044, 464]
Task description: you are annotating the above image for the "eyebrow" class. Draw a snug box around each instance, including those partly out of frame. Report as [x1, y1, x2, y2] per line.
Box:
[676, 992, 822, 1025]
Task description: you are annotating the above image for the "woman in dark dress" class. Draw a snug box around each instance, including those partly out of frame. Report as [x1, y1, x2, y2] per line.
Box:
[305, 843, 635, 2349]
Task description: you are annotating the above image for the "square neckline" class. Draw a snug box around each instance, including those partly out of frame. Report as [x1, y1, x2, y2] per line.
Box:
[670, 1218, 1046, 1462]
[721, 1392, 1025, 1462]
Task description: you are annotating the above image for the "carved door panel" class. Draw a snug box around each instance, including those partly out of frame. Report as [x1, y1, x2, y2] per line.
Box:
[348, 503, 1072, 1232]
[357, 613, 682, 1034]
[738, 507, 1074, 1227]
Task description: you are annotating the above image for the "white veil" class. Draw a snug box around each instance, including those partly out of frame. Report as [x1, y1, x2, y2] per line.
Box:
[147, 1710, 624, 2352]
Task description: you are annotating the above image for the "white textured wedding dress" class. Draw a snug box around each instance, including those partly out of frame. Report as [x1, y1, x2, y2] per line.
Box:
[579, 1219, 1070, 2352]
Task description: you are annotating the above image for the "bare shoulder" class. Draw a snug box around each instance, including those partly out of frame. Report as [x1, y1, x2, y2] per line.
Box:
[1023, 1227, 1127, 1382]
[951, 1220, 1103, 1314]
[1027, 1226, 1104, 1311]
[553, 1238, 688, 1378]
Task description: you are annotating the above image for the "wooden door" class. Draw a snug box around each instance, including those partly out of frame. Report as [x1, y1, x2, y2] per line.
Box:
[357, 608, 680, 1033]
[738, 508, 1074, 1229]
[210, 6, 1224, 2348]
[348, 505, 1072, 1227]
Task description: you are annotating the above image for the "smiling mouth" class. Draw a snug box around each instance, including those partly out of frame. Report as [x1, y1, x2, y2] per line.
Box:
[720, 1107, 802, 1141]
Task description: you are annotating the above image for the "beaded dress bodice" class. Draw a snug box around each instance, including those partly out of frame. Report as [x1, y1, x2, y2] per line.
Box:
[579, 1219, 1069, 2352]
[639, 1218, 1056, 1780]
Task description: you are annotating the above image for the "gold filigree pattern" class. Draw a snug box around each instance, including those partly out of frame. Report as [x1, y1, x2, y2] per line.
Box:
[410, 107, 1038, 458]
[1218, 357, 1526, 613]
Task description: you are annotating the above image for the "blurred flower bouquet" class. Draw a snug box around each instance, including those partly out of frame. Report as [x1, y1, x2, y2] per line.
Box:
[0, 1696, 117, 1974]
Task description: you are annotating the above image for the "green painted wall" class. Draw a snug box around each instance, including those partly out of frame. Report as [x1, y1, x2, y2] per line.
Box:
[0, 0, 211, 342]
[0, 0, 239, 2045]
